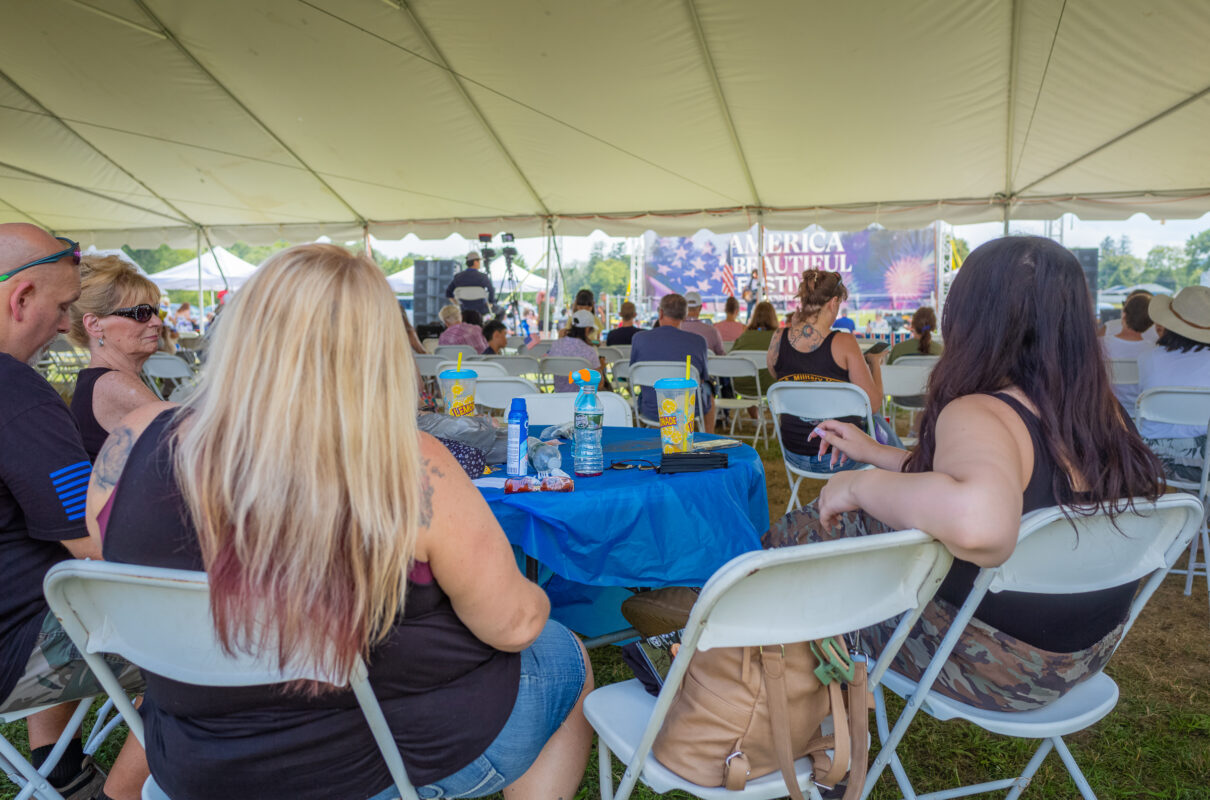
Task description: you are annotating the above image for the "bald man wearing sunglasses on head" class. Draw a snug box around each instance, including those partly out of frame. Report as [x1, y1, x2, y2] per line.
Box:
[0, 223, 151, 800]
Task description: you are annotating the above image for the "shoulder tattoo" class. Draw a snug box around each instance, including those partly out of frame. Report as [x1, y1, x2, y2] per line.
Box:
[787, 322, 824, 353]
[417, 457, 446, 528]
[92, 424, 135, 491]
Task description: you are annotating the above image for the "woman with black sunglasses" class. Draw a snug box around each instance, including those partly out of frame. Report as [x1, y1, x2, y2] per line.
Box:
[68, 254, 165, 461]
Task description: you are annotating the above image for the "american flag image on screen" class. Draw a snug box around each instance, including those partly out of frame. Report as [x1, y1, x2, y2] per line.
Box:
[720, 261, 736, 298]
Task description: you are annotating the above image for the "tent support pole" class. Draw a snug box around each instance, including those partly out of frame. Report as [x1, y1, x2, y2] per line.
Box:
[757, 215, 767, 306]
[543, 220, 554, 337]
[196, 228, 204, 335]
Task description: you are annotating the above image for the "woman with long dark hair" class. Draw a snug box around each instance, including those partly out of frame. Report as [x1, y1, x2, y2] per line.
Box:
[887, 305, 942, 363]
[769, 236, 1163, 711]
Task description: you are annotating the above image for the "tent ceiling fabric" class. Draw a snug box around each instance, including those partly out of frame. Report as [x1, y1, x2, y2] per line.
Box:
[2, 0, 1208, 248]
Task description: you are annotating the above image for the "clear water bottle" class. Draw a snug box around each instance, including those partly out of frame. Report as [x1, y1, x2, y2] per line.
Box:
[506, 397, 529, 478]
[571, 369, 603, 477]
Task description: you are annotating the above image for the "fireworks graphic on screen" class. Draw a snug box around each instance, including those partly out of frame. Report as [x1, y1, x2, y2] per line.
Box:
[883, 255, 932, 309]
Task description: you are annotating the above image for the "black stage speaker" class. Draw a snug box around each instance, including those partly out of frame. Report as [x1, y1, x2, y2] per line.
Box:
[413, 259, 459, 326]
[1072, 248, 1098, 311]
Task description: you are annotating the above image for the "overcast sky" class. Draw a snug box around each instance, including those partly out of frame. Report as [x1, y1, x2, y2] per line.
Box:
[369, 211, 1210, 266]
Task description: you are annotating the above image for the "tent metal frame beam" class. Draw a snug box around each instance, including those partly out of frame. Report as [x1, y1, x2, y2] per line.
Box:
[1017, 81, 1210, 196]
[0, 68, 202, 230]
[129, 0, 368, 227]
[1002, 0, 1022, 234]
[683, 0, 761, 208]
[0, 161, 192, 226]
[391, 0, 551, 217]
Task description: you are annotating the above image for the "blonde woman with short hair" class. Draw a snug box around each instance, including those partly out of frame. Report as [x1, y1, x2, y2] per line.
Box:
[68, 254, 164, 460]
[84, 244, 593, 800]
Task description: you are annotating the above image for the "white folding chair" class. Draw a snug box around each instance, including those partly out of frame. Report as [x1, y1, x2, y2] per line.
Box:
[43, 561, 422, 800]
[506, 335, 525, 350]
[141, 354, 194, 401]
[435, 359, 508, 377]
[879, 361, 934, 446]
[766, 382, 876, 514]
[1106, 359, 1139, 387]
[627, 361, 705, 430]
[482, 355, 542, 379]
[707, 355, 767, 448]
[865, 494, 1205, 800]
[598, 347, 625, 366]
[434, 345, 479, 360]
[412, 354, 444, 380]
[585, 529, 953, 800]
[525, 339, 553, 357]
[524, 390, 633, 428]
[1135, 386, 1210, 612]
[474, 376, 541, 414]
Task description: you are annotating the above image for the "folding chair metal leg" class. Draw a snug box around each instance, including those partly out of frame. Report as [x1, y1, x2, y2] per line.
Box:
[786, 474, 803, 514]
[598, 739, 615, 800]
[1050, 737, 1098, 800]
[1002, 738, 1055, 800]
[1183, 527, 1200, 596]
[0, 734, 66, 800]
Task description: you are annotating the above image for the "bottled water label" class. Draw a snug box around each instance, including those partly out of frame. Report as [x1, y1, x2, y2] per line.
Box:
[575, 412, 603, 430]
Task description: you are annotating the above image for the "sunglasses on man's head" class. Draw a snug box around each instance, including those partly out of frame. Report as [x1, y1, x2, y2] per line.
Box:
[109, 304, 159, 323]
[0, 237, 81, 283]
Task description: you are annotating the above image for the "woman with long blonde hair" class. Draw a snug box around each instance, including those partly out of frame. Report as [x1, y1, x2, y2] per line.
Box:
[85, 244, 592, 800]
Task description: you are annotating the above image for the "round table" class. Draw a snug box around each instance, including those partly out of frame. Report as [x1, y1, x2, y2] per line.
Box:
[479, 427, 769, 636]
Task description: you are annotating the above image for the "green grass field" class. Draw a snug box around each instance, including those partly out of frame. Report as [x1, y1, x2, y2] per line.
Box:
[3, 439, 1208, 799]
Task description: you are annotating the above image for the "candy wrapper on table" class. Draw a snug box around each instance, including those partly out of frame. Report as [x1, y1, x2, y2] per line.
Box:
[504, 475, 575, 493]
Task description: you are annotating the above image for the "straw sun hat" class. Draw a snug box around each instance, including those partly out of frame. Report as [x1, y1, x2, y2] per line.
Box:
[1148, 285, 1210, 344]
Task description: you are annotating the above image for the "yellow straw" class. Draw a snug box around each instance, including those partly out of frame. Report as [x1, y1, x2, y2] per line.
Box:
[685, 355, 691, 381]
[684, 355, 692, 428]
[457, 352, 463, 371]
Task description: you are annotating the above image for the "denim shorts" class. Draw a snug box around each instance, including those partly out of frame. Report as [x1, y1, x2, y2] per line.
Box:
[367, 619, 586, 800]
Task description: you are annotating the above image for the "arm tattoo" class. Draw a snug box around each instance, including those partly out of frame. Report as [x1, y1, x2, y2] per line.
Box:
[92, 425, 135, 491]
[417, 458, 446, 528]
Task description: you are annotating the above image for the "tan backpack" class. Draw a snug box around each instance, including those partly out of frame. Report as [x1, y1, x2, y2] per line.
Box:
[651, 636, 868, 800]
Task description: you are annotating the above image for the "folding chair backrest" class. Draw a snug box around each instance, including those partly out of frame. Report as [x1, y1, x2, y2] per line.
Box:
[890, 355, 940, 367]
[1135, 386, 1210, 427]
[1107, 359, 1139, 386]
[435, 344, 478, 359]
[474, 377, 540, 411]
[142, 354, 193, 380]
[729, 350, 767, 373]
[766, 381, 875, 436]
[880, 362, 933, 397]
[688, 530, 952, 653]
[705, 355, 759, 382]
[540, 356, 596, 378]
[627, 361, 705, 424]
[597, 346, 625, 365]
[44, 561, 420, 800]
[990, 495, 1203, 603]
[412, 354, 444, 378]
[524, 390, 633, 428]
[436, 359, 508, 377]
[452, 286, 487, 304]
[506, 336, 525, 349]
[526, 339, 552, 356]
[482, 355, 541, 377]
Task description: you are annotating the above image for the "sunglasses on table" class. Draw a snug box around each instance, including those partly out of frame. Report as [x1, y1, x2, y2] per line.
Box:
[108, 304, 160, 323]
[0, 237, 81, 282]
[609, 459, 657, 471]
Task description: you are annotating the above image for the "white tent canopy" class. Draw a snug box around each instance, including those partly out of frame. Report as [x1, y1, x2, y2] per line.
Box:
[148, 246, 258, 291]
[2, 1, 1209, 248]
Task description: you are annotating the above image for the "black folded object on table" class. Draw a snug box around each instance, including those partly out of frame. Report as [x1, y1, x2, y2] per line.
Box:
[657, 451, 729, 474]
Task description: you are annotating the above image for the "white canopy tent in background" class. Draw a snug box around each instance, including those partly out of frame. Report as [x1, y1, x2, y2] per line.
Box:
[148, 246, 258, 291]
[82, 247, 147, 275]
[1, 0, 1208, 251]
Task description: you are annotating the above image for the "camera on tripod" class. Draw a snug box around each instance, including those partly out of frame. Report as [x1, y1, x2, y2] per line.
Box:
[477, 233, 497, 264]
[501, 232, 517, 260]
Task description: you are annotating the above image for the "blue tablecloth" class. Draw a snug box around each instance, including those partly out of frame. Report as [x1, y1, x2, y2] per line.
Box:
[482, 427, 769, 588]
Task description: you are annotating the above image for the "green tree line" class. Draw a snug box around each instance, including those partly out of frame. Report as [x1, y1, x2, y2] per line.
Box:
[1096, 231, 1210, 290]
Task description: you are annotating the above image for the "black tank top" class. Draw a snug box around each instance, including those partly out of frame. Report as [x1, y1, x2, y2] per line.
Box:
[773, 329, 862, 456]
[936, 393, 1137, 652]
[69, 367, 113, 462]
[102, 410, 520, 799]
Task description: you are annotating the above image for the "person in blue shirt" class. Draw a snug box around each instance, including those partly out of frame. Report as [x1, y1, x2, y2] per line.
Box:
[444, 251, 495, 316]
[831, 306, 857, 332]
[629, 294, 715, 433]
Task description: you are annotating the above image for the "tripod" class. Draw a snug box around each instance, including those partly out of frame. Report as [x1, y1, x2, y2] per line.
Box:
[493, 251, 524, 334]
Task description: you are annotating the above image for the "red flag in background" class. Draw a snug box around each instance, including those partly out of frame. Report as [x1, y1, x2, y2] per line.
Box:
[721, 261, 736, 297]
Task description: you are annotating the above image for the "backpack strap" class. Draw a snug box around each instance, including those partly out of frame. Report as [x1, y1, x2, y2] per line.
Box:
[762, 647, 807, 800]
[842, 659, 869, 800]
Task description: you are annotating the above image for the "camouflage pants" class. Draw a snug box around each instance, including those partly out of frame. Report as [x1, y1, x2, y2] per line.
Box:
[0, 610, 144, 714]
[763, 504, 1124, 712]
[1144, 434, 1207, 486]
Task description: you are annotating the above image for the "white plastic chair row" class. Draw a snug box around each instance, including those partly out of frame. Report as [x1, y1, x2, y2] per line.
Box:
[141, 353, 195, 401]
[707, 355, 768, 448]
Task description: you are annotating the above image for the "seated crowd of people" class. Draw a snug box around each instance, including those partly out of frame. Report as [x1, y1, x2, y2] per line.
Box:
[0, 220, 1205, 800]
